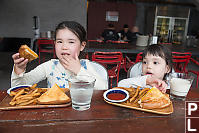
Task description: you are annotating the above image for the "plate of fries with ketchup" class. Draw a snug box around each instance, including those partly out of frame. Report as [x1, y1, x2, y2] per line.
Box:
[104, 86, 173, 115]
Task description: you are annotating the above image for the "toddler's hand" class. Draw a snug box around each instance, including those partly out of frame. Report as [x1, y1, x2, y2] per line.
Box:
[61, 53, 81, 74]
[146, 76, 167, 93]
[12, 53, 28, 75]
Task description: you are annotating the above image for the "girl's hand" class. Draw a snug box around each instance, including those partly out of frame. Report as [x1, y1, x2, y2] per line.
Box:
[146, 76, 167, 93]
[61, 53, 81, 74]
[12, 53, 28, 75]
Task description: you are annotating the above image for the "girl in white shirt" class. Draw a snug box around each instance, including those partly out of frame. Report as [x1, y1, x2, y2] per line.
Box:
[118, 44, 173, 93]
[11, 21, 108, 90]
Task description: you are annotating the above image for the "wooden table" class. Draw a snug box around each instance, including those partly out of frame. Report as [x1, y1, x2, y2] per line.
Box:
[0, 89, 199, 133]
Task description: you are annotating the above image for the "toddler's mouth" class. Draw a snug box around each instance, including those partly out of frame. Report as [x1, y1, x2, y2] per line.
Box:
[146, 72, 152, 75]
[61, 53, 70, 56]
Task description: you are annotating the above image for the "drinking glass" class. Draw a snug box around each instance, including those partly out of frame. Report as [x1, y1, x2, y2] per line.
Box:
[169, 72, 194, 101]
[68, 75, 96, 111]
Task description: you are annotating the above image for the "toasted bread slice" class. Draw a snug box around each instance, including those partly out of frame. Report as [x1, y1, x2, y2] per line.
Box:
[19, 45, 38, 62]
[141, 87, 164, 102]
[37, 84, 71, 105]
[139, 87, 171, 109]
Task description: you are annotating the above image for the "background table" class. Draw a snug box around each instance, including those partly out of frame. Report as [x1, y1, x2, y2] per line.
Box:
[85, 42, 199, 56]
[0, 89, 199, 133]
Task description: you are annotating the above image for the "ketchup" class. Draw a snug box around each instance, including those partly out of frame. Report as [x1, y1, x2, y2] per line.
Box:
[107, 93, 126, 100]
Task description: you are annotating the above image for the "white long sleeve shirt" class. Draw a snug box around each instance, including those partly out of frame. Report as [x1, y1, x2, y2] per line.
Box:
[11, 59, 108, 90]
[118, 75, 150, 89]
[118, 62, 150, 89]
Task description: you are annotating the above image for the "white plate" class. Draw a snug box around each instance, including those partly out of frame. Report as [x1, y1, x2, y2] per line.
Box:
[7, 85, 32, 94]
[103, 88, 129, 103]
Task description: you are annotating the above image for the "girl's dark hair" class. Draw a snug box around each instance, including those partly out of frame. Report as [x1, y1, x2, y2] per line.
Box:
[142, 44, 173, 74]
[55, 21, 87, 43]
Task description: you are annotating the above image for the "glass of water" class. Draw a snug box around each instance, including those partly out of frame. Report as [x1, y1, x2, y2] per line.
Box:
[68, 75, 96, 111]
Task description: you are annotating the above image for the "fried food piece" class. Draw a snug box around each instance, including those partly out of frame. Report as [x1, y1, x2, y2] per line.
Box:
[9, 101, 16, 106]
[16, 99, 32, 105]
[18, 99, 37, 106]
[37, 88, 48, 93]
[9, 91, 17, 97]
[30, 84, 37, 89]
[129, 86, 140, 102]
[19, 45, 38, 62]
[139, 88, 150, 96]
[9, 84, 43, 106]
[15, 95, 34, 101]
[133, 90, 148, 104]
[11, 89, 25, 102]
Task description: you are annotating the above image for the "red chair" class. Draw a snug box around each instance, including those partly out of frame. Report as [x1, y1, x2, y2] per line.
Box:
[172, 52, 192, 73]
[188, 58, 199, 88]
[123, 56, 135, 72]
[123, 52, 143, 72]
[37, 38, 56, 64]
[135, 52, 143, 63]
[92, 51, 123, 88]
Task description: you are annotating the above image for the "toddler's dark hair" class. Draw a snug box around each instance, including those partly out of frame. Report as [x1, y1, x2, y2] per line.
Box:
[55, 21, 87, 43]
[142, 44, 173, 73]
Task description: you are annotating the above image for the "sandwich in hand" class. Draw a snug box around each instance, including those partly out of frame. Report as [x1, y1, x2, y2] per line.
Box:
[19, 44, 38, 62]
[37, 84, 71, 104]
[139, 87, 171, 109]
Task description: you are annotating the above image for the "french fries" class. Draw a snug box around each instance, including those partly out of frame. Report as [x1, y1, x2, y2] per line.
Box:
[121, 86, 151, 105]
[9, 84, 47, 106]
[129, 87, 140, 102]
